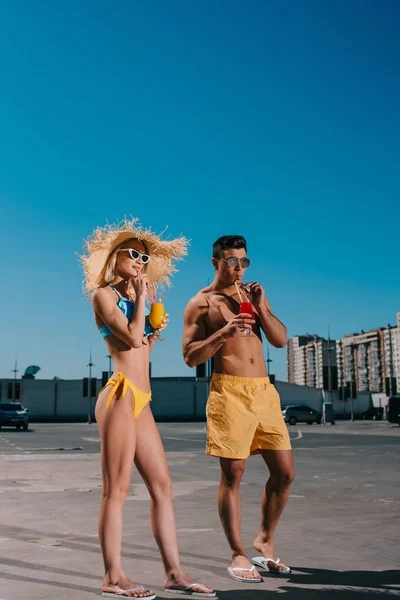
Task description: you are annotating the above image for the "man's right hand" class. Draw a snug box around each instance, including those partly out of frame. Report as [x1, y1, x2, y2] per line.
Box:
[221, 313, 255, 339]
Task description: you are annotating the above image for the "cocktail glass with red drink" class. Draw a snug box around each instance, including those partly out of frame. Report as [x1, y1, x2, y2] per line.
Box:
[239, 290, 254, 337]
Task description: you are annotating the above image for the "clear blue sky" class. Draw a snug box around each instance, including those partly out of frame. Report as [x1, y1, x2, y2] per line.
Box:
[1, 0, 399, 382]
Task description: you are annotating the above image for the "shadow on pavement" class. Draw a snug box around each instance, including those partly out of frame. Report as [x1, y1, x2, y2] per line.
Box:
[218, 567, 400, 599]
[0, 561, 399, 599]
[218, 590, 398, 600]
[286, 566, 400, 590]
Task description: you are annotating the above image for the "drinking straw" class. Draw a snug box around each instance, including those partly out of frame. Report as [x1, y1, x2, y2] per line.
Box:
[235, 281, 243, 303]
[146, 282, 157, 304]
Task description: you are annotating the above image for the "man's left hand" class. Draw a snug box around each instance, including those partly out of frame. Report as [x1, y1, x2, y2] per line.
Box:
[243, 282, 270, 312]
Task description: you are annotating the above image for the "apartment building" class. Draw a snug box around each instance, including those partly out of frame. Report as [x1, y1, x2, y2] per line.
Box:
[287, 335, 337, 390]
[289, 312, 399, 394]
[341, 329, 383, 392]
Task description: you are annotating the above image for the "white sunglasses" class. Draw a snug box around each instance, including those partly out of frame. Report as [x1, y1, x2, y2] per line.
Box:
[118, 248, 151, 264]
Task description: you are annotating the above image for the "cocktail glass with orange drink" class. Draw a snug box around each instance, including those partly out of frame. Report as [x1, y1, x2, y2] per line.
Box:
[148, 287, 166, 341]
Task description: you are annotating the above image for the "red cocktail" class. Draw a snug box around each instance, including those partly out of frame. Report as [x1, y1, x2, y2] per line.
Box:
[240, 301, 254, 336]
[240, 302, 254, 318]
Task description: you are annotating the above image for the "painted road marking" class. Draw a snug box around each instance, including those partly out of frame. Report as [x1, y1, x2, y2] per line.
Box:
[162, 437, 204, 443]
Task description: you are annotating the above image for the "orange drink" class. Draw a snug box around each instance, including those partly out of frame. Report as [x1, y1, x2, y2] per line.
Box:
[149, 302, 165, 329]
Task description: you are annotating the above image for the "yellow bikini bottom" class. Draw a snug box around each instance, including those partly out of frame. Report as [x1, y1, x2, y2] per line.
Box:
[100, 372, 152, 419]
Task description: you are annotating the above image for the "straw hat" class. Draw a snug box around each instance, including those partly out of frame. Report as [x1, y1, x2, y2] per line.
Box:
[79, 217, 188, 297]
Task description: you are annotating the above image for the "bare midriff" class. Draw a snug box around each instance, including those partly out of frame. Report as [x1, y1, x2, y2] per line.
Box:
[94, 310, 152, 392]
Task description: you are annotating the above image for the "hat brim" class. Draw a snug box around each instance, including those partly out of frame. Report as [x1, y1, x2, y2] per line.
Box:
[79, 218, 188, 297]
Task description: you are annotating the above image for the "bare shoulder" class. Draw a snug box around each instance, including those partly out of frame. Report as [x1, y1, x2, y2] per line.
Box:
[185, 287, 211, 313]
[183, 288, 210, 339]
[92, 286, 113, 309]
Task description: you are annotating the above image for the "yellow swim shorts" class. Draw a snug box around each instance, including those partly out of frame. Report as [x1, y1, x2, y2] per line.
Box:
[206, 373, 291, 459]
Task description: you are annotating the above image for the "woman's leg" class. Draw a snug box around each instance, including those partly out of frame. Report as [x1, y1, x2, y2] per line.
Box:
[96, 388, 154, 598]
[134, 405, 214, 595]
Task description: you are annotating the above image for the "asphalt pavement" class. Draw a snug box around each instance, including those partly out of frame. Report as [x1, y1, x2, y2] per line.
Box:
[0, 420, 399, 599]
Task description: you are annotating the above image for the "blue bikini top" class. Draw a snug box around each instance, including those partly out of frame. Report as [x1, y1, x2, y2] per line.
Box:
[99, 283, 154, 339]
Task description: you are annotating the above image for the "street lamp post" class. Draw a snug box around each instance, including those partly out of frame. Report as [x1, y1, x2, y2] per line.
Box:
[387, 325, 394, 397]
[321, 332, 336, 425]
[11, 359, 18, 402]
[266, 343, 273, 377]
[87, 350, 94, 424]
[350, 343, 357, 422]
[106, 354, 112, 377]
[327, 341, 333, 405]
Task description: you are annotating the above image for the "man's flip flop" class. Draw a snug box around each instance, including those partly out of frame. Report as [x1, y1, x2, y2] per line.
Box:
[251, 556, 291, 575]
[165, 583, 216, 597]
[102, 586, 156, 599]
[227, 566, 263, 583]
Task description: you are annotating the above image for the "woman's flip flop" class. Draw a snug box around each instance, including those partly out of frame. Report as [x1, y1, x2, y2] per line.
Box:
[227, 566, 263, 583]
[251, 556, 291, 575]
[102, 585, 156, 599]
[165, 583, 216, 597]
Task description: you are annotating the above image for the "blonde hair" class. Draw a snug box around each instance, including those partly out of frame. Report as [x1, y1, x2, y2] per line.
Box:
[102, 246, 120, 285]
[99, 238, 148, 294]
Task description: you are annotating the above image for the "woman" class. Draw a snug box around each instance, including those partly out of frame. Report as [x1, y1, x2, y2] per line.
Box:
[79, 218, 215, 599]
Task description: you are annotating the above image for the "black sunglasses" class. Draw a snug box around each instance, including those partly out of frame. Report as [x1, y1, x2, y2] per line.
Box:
[221, 257, 251, 268]
[118, 248, 151, 264]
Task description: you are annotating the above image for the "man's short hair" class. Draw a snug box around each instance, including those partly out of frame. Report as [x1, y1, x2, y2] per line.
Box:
[212, 235, 247, 259]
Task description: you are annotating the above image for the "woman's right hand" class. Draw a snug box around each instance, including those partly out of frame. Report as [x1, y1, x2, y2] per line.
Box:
[131, 275, 148, 299]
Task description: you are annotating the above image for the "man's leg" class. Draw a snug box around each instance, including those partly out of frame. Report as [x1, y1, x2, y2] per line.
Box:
[219, 458, 261, 580]
[253, 450, 294, 572]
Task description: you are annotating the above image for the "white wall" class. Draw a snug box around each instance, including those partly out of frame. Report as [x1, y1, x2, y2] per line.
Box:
[327, 389, 372, 415]
[275, 381, 372, 416]
[151, 379, 208, 419]
[0, 378, 208, 421]
[21, 379, 55, 417]
[371, 392, 388, 408]
[275, 381, 324, 412]
[56, 380, 98, 419]
[0, 378, 373, 420]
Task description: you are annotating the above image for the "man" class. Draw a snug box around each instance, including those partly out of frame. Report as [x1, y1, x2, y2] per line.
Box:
[182, 235, 294, 582]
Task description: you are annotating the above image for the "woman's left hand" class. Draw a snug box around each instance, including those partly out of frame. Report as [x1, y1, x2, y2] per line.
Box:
[149, 314, 169, 344]
[158, 313, 169, 332]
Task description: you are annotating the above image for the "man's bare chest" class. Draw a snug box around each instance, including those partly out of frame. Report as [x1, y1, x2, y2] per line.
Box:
[205, 295, 258, 333]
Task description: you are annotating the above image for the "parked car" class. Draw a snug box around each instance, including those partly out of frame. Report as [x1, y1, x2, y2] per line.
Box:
[388, 395, 400, 425]
[282, 405, 322, 426]
[0, 402, 30, 430]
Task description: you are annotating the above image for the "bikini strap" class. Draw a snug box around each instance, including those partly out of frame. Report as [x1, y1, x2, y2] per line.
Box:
[108, 282, 122, 299]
